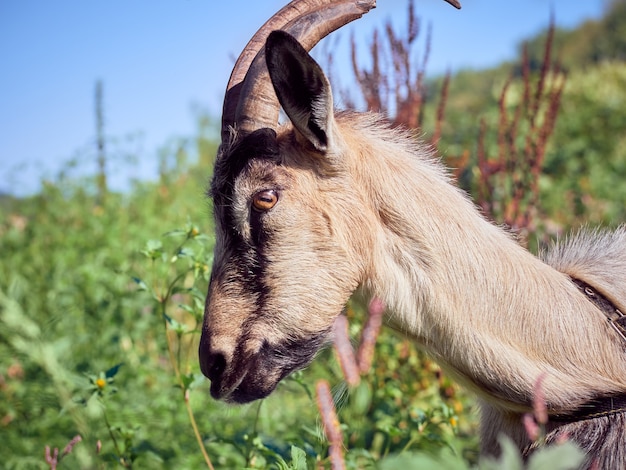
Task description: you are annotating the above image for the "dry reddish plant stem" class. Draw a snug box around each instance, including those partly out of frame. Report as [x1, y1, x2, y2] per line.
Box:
[522, 373, 551, 443]
[475, 19, 564, 233]
[431, 71, 451, 148]
[332, 315, 361, 386]
[532, 372, 548, 425]
[356, 298, 385, 373]
[45, 446, 58, 470]
[522, 413, 541, 442]
[316, 380, 346, 470]
[349, 0, 437, 129]
[45, 435, 82, 470]
[323, 299, 385, 467]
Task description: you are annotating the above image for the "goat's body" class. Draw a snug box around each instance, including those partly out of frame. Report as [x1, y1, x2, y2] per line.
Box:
[202, 17, 626, 468]
[331, 112, 626, 466]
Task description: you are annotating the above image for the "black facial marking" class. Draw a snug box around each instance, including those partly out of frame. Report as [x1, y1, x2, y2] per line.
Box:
[228, 328, 332, 404]
[208, 128, 281, 306]
[210, 127, 280, 232]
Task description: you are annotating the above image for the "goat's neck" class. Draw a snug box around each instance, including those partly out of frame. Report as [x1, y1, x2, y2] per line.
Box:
[354, 135, 626, 412]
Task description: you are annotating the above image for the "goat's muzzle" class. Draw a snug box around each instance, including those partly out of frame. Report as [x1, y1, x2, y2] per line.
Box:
[198, 334, 260, 403]
[199, 326, 331, 403]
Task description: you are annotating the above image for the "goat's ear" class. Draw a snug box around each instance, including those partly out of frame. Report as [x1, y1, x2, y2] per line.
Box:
[265, 30, 334, 153]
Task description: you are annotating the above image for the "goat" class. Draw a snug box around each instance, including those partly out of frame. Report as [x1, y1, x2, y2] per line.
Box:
[198, 0, 626, 467]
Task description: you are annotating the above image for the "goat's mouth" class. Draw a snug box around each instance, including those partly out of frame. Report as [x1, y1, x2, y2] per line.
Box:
[206, 330, 331, 404]
[210, 361, 286, 404]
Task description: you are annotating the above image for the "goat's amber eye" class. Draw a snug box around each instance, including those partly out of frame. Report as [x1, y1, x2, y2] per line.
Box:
[252, 189, 278, 212]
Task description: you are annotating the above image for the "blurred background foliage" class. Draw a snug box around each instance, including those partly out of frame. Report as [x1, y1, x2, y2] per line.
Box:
[1, 0, 625, 468]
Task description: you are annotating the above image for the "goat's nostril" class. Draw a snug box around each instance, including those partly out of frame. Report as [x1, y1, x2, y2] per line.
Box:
[200, 350, 227, 383]
[209, 353, 226, 381]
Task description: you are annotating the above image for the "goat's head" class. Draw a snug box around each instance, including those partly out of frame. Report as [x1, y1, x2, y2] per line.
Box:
[199, 0, 460, 404]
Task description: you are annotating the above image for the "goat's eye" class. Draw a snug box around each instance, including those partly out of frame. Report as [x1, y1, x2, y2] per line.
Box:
[252, 189, 278, 212]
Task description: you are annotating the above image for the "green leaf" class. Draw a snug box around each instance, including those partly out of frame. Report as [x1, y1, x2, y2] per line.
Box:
[145, 239, 162, 251]
[353, 381, 372, 414]
[131, 276, 148, 291]
[290, 446, 307, 470]
[164, 229, 188, 238]
[178, 247, 195, 258]
[379, 448, 469, 470]
[141, 239, 164, 260]
[178, 304, 195, 314]
[171, 285, 190, 295]
[480, 435, 523, 470]
[527, 441, 585, 470]
[181, 373, 202, 392]
[164, 314, 188, 334]
[105, 363, 124, 379]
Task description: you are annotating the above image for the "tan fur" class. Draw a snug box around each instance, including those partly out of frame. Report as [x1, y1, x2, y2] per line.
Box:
[327, 113, 626, 456]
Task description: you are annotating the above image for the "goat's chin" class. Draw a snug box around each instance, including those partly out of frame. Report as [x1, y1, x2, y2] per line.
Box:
[213, 374, 277, 404]
[212, 330, 331, 404]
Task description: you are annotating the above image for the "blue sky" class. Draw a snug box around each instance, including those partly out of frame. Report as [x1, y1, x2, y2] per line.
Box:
[0, 0, 607, 195]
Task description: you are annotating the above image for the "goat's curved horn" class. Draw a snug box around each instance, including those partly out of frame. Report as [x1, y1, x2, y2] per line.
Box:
[444, 0, 462, 9]
[221, 0, 376, 144]
[221, 0, 461, 144]
[221, 0, 320, 142]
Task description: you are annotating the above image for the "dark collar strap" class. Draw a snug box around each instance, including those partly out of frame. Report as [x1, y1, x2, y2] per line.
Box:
[551, 393, 626, 423]
[549, 278, 626, 423]
[571, 277, 626, 343]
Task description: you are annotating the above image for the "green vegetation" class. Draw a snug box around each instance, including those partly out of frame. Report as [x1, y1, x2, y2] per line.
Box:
[436, 57, 626, 230]
[1, 1, 625, 468]
[432, 0, 626, 233]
